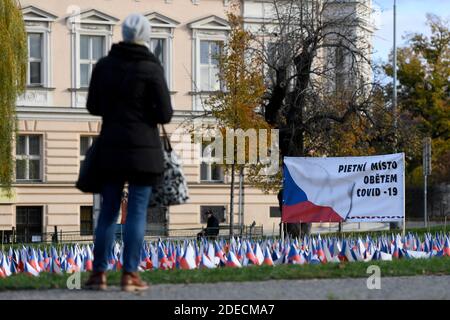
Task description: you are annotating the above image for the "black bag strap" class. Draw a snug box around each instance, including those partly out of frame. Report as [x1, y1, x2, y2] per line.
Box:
[161, 125, 172, 152]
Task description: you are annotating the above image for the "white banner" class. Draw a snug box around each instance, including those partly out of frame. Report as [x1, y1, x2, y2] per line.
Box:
[282, 153, 405, 223]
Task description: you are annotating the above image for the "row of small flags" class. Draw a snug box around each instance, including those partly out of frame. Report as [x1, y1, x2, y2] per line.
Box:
[1, 232, 449, 277]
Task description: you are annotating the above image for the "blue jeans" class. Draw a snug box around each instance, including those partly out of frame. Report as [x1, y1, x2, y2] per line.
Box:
[93, 182, 152, 273]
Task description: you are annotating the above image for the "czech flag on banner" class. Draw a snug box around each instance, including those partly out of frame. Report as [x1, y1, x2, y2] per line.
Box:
[282, 158, 346, 223]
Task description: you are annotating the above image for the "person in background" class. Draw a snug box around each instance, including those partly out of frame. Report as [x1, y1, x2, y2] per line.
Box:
[197, 210, 220, 240]
[84, 13, 173, 292]
[205, 210, 220, 239]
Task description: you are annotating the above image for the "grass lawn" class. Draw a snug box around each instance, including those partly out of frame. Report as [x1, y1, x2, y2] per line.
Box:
[1, 257, 449, 291]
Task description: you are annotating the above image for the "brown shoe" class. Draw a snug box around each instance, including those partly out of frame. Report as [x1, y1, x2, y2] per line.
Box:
[85, 271, 107, 291]
[121, 272, 149, 292]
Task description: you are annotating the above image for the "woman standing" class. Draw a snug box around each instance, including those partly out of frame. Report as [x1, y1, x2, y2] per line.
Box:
[84, 14, 173, 291]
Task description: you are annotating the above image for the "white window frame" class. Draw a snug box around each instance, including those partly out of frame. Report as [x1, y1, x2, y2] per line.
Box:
[145, 12, 179, 92]
[15, 135, 43, 182]
[199, 40, 223, 92]
[194, 34, 226, 92]
[79, 35, 107, 88]
[68, 9, 118, 107]
[149, 35, 171, 88]
[74, 31, 110, 90]
[199, 140, 224, 183]
[200, 162, 225, 182]
[22, 6, 56, 88]
[189, 15, 230, 111]
[26, 33, 44, 86]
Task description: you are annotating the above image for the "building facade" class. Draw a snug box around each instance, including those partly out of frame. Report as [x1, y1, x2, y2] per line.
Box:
[0, 0, 374, 241]
[1, 0, 284, 242]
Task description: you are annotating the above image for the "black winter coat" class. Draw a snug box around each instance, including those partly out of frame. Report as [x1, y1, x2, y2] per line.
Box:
[206, 215, 220, 236]
[86, 42, 173, 186]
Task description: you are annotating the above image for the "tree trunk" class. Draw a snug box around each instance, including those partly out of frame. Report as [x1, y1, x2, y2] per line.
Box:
[238, 166, 244, 228]
[287, 53, 314, 236]
[266, 46, 316, 239]
[229, 162, 236, 237]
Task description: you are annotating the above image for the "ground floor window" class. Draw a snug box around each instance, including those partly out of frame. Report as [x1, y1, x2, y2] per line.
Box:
[147, 206, 168, 236]
[15, 206, 43, 243]
[200, 140, 224, 182]
[15, 135, 42, 182]
[270, 206, 281, 218]
[200, 205, 226, 223]
[80, 206, 93, 235]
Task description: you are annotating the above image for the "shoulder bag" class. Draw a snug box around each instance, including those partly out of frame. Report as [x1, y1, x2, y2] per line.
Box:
[149, 125, 189, 207]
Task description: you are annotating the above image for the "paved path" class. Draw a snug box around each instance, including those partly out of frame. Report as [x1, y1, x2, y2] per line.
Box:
[0, 275, 449, 300]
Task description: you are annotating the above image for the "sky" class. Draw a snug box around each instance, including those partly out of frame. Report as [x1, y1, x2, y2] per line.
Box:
[372, 0, 450, 63]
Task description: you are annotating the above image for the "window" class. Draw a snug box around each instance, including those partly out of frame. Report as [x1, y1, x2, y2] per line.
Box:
[68, 9, 118, 107]
[80, 136, 97, 168]
[27, 33, 43, 85]
[80, 206, 93, 235]
[146, 207, 168, 236]
[189, 15, 230, 110]
[146, 12, 180, 90]
[199, 40, 222, 91]
[200, 206, 226, 223]
[79, 35, 105, 87]
[16, 135, 42, 181]
[16, 207, 43, 243]
[21, 6, 57, 90]
[150, 38, 167, 72]
[200, 140, 224, 182]
[201, 163, 224, 182]
[270, 206, 281, 218]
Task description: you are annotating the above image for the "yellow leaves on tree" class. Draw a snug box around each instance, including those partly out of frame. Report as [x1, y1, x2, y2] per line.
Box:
[0, 0, 27, 195]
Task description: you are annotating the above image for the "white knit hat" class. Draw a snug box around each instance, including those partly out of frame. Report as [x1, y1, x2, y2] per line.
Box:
[122, 13, 151, 44]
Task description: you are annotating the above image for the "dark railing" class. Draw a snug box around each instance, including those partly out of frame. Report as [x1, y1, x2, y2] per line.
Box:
[0, 224, 264, 245]
[1, 230, 94, 245]
[162, 225, 263, 240]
